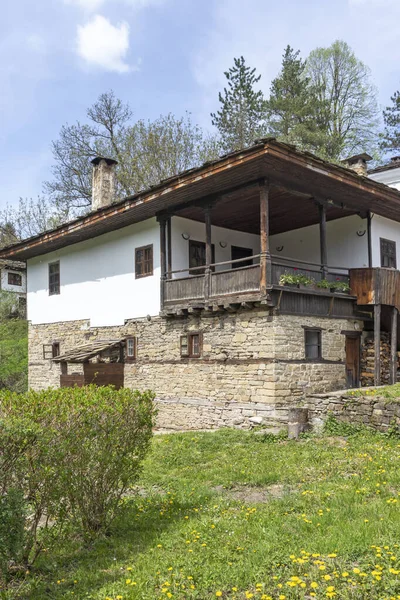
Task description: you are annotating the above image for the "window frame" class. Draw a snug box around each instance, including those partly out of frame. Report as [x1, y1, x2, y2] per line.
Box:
[180, 332, 203, 358]
[7, 272, 22, 286]
[380, 237, 397, 269]
[43, 342, 60, 360]
[188, 240, 215, 275]
[48, 261, 60, 296]
[125, 336, 137, 363]
[304, 328, 322, 361]
[135, 244, 153, 279]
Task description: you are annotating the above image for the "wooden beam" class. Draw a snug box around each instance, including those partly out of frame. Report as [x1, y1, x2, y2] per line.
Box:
[158, 216, 167, 308]
[374, 303, 381, 386]
[167, 216, 172, 275]
[318, 202, 328, 279]
[259, 178, 271, 296]
[367, 211, 373, 268]
[204, 203, 213, 301]
[391, 306, 398, 385]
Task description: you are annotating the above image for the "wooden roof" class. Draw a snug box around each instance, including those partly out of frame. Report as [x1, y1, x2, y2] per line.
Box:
[2, 138, 400, 261]
[53, 339, 124, 363]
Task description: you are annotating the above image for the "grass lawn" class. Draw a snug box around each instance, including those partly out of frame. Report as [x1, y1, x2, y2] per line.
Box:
[9, 426, 400, 600]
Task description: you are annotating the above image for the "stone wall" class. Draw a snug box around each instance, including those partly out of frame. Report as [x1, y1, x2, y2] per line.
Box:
[28, 309, 363, 430]
[307, 390, 400, 433]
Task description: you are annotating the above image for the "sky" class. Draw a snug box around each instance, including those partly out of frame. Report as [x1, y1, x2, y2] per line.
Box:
[1, 0, 399, 209]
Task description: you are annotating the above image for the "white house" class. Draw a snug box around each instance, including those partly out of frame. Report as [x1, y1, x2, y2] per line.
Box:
[2, 139, 400, 430]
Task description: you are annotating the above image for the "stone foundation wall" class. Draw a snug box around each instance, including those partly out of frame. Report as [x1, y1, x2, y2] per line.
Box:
[306, 390, 400, 433]
[29, 310, 363, 430]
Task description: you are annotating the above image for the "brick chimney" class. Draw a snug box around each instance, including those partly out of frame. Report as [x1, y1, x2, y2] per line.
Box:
[91, 157, 118, 211]
[343, 153, 372, 177]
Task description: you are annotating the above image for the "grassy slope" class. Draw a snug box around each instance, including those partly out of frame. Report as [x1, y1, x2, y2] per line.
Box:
[0, 319, 28, 392]
[12, 428, 400, 600]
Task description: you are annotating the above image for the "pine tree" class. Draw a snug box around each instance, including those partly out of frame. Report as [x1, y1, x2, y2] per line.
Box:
[211, 56, 267, 153]
[382, 90, 400, 153]
[266, 45, 319, 148]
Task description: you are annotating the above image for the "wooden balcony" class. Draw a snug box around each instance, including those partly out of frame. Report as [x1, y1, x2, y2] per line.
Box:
[162, 254, 352, 314]
[349, 268, 400, 311]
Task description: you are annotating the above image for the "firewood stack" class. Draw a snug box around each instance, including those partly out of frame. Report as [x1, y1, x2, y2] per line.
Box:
[360, 332, 400, 387]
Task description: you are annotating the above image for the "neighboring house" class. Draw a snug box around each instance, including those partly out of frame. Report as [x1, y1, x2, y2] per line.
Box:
[369, 157, 400, 191]
[0, 259, 27, 317]
[3, 139, 400, 430]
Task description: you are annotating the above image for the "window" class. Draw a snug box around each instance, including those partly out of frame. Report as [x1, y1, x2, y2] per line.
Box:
[8, 272, 22, 286]
[49, 261, 60, 295]
[380, 238, 396, 268]
[135, 245, 153, 278]
[304, 328, 322, 360]
[188, 240, 215, 275]
[231, 245, 253, 269]
[125, 337, 137, 362]
[180, 332, 202, 358]
[43, 342, 60, 360]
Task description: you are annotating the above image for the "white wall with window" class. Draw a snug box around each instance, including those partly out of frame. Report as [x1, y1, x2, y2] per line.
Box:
[27, 218, 160, 327]
[1, 268, 26, 293]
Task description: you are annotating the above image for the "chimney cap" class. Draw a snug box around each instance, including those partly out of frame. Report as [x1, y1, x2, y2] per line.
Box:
[343, 153, 373, 165]
[91, 156, 118, 166]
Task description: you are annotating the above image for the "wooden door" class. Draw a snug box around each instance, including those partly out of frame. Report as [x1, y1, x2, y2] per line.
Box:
[231, 245, 253, 269]
[345, 335, 360, 388]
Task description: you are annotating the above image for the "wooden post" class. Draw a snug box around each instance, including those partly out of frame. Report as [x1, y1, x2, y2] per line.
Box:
[158, 216, 167, 308]
[204, 203, 213, 301]
[390, 306, 398, 385]
[318, 202, 328, 279]
[374, 303, 381, 386]
[367, 211, 372, 268]
[167, 216, 172, 276]
[259, 179, 271, 296]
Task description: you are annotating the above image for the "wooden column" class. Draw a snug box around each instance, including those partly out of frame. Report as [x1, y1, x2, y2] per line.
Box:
[390, 306, 398, 385]
[259, 179, 271, 296]
[167, 216, 172, 276]
[204, 203, 213, 301]
[367, 211, 373, 268]
[374, 304, 381, 386]
[318, 202, 328, 279]
[158, 216, 167, 308]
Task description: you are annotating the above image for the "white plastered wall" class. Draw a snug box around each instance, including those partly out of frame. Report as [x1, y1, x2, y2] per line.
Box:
[371, 215, 400, 267]
[171, 214, 370, 272]
[27, 218, 160, 327]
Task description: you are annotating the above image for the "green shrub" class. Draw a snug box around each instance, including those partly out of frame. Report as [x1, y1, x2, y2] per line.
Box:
[0, 489, 26, 581]
[0, 385, 156, 574]
[0, 319, 28, 393]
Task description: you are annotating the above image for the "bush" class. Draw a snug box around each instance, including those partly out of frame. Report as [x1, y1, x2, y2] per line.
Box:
[0, 319, 28, 393]
[0, 385, 156, 575]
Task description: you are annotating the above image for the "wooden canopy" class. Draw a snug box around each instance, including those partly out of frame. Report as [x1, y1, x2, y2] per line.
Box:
[53, 339, 124, 363]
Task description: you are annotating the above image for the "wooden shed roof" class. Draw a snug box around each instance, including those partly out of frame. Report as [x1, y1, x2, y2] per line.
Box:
[2, 138, 400, 261]
[53, 339, 124, 363]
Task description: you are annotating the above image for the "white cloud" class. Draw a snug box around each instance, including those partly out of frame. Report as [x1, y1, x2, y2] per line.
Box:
[76, 15, 131, 73]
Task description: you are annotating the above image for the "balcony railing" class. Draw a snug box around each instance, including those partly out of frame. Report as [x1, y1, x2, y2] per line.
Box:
[163, 254, 350, 307]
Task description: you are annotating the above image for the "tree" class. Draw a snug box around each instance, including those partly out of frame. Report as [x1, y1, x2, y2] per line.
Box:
[211, 56, 267, 153]
[305, 40, 379, 160]
[45, 91, 219, 217]
[266, 46, 321, 149]
[382, 90, 400, 153]
[0, 197, 62, 249]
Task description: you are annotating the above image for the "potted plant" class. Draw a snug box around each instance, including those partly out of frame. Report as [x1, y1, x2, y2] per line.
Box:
[316, 279, 350, 293]
[316, 279, 331, 291]
[279, 272, 314, 288]
[332, 280, 350, 293]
